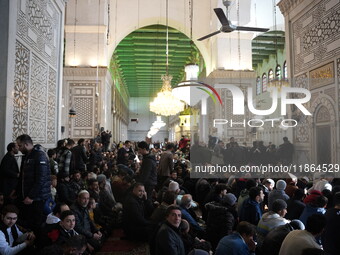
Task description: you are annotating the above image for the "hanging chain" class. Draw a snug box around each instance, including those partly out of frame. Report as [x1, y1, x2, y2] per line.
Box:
[166, 0, 169, 75]
[107, 2, 110, 45]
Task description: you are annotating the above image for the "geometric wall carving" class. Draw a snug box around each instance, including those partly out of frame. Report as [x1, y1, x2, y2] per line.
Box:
[315, 106, 331, 123]
[13, 41, 30, 140]
[12, 0, 62, 145]
[17, 0, 61, 68]
[292, 1, 340, 74]
[69, 83, 98, 138]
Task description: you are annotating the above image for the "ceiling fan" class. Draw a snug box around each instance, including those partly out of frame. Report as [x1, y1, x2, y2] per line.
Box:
[198, 1, 269, 41]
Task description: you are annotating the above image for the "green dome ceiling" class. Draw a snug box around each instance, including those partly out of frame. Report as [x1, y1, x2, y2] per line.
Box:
[112, 25, 201, 98]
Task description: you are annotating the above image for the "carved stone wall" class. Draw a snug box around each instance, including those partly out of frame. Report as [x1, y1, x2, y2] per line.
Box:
[68, 83, 98, 138]
[12, 0, 63, 146]
[292, 0, 340, 75]
[279, 0, 340, 165]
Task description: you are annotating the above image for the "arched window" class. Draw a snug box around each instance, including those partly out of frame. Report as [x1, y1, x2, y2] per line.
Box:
[283, 61, 287, 79]
[256, 76, 261, 95]
[275, 65, 281, 80]
[268, 69, 274, 82]
[262, 73, 267, 92]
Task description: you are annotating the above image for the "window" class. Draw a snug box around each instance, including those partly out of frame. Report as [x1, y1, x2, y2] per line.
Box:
[275, 65, 281, 80]
[268, 69, 274, 82]
[283, 61, 287, 79]
[256, 76, 261, 95]
[262, 73, 267, 92]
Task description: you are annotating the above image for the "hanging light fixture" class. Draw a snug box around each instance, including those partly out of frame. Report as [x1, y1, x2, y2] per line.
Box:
[267, 1, 289, 93]
[149, 0, 185, 116]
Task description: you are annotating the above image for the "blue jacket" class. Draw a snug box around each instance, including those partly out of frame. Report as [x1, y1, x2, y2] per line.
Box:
[215, 233, 253, 255]
[299, 204, 326, 225]
[239, 198, 262, 225]
[18, 145, 51, 201]
[180, 206, 204, 232]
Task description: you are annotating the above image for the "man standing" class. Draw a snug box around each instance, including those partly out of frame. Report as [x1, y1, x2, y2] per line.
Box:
[155, 205, 185, 255]
[117, 140, 131, 166]
[0, 143, 20, 201]
[158, 143, 174, 189]
[15, 134, 51, 235]
[136, 141, 157, 200]
[71, 139, 88, 173]
[58, 139, 75, 176]
[277, 137, 294, 165]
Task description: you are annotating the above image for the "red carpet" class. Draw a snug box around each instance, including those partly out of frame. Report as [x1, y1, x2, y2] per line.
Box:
[97, 229, 149, 255]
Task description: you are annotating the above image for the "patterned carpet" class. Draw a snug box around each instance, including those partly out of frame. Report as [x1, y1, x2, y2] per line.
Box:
[96, 229, 150, 255]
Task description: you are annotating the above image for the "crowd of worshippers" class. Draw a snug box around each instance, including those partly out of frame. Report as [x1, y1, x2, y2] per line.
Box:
[0, 134, 339, 255]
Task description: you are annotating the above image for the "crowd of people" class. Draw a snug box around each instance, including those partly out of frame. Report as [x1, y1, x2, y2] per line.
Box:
[0, 133, 339, 255]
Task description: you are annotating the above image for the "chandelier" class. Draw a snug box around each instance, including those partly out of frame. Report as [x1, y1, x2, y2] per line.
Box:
[150, 75, 185, 116]
[268, 78, 289, 92]
[149, 0, 185, 116]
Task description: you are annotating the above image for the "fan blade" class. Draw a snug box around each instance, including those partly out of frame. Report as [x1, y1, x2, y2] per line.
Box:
[197, 30, 221, 41]
[236, 26, 269, 32]
[214, 8, 229, 26]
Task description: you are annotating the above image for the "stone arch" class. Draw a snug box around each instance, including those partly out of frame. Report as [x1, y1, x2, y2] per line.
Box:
[310, 94, 336, 124]
[107, 17, 212, 74]
[309, 94, 337, 164]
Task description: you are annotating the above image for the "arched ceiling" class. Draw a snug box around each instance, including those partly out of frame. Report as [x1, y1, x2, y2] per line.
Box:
[112, 25, 201, 98]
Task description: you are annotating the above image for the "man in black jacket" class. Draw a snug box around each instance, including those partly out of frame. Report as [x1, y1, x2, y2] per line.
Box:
[0, 142, 20, 201]
[71, 139, 88, 173]
[15, 134, 51, 237]
[155, 205, 185, 255]
[136, 141, 157, 200]
[122, 183, 153, 241]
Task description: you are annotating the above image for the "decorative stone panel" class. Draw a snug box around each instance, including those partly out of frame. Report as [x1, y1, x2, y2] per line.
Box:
[292, 1, 340, 74]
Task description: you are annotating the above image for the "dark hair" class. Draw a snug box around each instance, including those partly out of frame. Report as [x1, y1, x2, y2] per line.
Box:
[133, 182, 144, 189]
[88, 178, 98, 186]
[57, 139, 66, 148]
[249, 187, 262, 200]
[2, 205, 19, 216]
[293, 188, 305, 200]
[66, 139, 75, 146]
[163, 191, 177, 205]
[246, 179, 257, 190]
[47, 149, 56, 158]
[77, 138, 85, 145]
[138, 141, 149, 150]
[236, 221, 255, 236]
[311, 195, 328, 208]
[60, 210, 75, 221]
[334, 192, 340, 206]
[165, 205, 182, 217]
[16, 134, 33, 145]
[166, 143, 175, 150]
[283, 137, 288, 141]
[124, 140, 131, 144]
[6, 142, 16, 152]
[214, 184, 227, 194]
[53, 203, 68, 215]
[306, 214, 327, 235]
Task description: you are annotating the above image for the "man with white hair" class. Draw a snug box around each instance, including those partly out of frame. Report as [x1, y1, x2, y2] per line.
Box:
[70, 190, 102, 251]
[180, 194, 204, 235]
